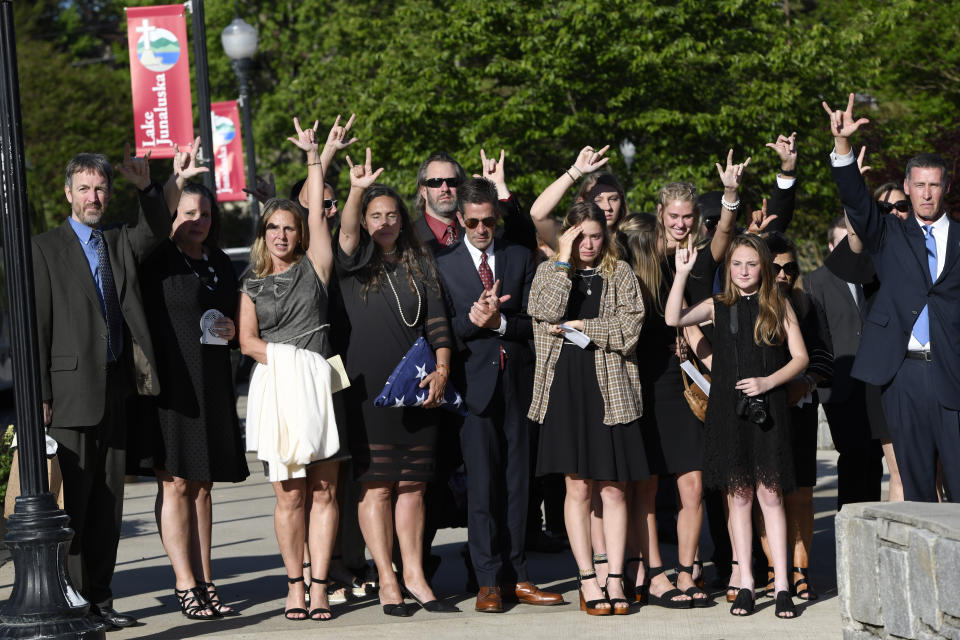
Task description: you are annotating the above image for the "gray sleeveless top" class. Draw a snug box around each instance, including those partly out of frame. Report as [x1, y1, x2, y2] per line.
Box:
[240, 258, 331, 356]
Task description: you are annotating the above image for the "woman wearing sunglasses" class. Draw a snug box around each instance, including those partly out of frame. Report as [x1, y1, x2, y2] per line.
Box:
[756, 231, 833, 602]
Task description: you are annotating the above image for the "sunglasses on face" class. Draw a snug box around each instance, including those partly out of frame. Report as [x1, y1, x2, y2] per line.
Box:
[773, 262, 800, 277]
[323, 199, 337, 210]
[463, 216, 497, 229]
[877, 199, 909, 215]
[423, 177, 460, 189]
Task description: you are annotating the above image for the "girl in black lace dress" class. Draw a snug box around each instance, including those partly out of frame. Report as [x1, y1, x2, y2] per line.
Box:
[665, 234, 808, 620]
[336, 148, 456, 617]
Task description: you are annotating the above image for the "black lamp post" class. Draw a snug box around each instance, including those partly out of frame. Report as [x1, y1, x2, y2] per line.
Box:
[221, 17, 259, 241]
[0, 1, 105, 637]
[189, 0, 216, 194]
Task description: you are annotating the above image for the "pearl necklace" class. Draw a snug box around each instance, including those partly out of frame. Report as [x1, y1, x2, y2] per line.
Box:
[384, 267, 422, 328]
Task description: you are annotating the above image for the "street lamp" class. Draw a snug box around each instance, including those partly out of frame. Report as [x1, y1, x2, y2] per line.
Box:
[221, 16, 259, 240]
[620, 138, 636, 172]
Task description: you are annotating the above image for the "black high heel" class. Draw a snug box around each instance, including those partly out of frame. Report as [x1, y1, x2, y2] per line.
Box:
[625, 556, 646, 604]
[726, 560, 739, 603]
[645, 566, 692, 609]
[729, 588, 755, 616]
[676, 564, 710, 608]
[174, 586, 216, 620]
[763, 565, 775, 598]
[605, 574, 630, 615]
[199, 581, 238, 616]
[283, 576, 308, 621]
[791, 566, 818, 600]
[308, 577, 334, 621]
[775, 590, 796, 619]
[402, 585, 461, 613]
[577, 572, 612, 616]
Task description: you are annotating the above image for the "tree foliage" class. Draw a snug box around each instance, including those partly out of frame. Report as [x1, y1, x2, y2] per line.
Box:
[11, 0, 960, 255]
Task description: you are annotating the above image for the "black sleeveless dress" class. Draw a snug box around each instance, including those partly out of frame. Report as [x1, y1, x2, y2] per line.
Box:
[703, 295, 794, 494]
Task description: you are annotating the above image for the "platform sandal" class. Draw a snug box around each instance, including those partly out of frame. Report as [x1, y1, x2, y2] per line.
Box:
[625, 556, 646, 604]
[726, 560, 739, 603]
[676, 564, 710, 608]
[605, 574, 630, 615]
[645, 566, 692, 609]
[578, 571, 612, 616]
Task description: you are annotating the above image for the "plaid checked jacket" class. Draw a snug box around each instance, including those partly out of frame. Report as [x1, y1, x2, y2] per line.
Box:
[527, 259, 645, 426]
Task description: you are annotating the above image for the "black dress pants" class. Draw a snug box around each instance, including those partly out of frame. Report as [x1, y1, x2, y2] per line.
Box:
[823, 382, 883, 509]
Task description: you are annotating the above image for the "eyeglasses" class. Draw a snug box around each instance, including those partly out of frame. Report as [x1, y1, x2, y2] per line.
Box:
[323, 199, 338, 210]
[423, 177, 460, 189]
[877, 199, 909, 215]
[772, 262, 799, 277]
[462, 216, 497, 229]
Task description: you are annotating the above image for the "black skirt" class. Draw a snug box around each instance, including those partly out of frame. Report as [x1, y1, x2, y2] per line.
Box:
[536, 341, 649, 482]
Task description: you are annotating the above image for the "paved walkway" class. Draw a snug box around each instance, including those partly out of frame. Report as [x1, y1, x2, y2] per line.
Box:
[1, 450, 850, 639]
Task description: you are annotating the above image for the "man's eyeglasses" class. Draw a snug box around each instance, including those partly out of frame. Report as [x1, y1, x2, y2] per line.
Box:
[323, 199, 338, 210]
[877, 199, 909, 215]
[772, 262, 800, 277]
[463, 217, 497, 229]
[423, 177, 460, 189]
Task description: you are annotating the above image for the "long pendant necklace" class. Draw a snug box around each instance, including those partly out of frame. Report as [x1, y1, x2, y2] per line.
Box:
[384, 266, 422, 327]
[578, 268, 598, 296]
[174, 241, 218, 291]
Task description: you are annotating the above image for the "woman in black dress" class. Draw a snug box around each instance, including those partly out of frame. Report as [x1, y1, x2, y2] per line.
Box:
[757, 232, 832, 601]
[139, 145, 249, 620]
[528, 202, 647, 616]
[238, 116, 354, 621]
[666, 234, 808, 619]
[336, 148, 457, 617]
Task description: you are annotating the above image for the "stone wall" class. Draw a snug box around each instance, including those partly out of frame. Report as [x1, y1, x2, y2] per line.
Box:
[836, 502, 960, 639]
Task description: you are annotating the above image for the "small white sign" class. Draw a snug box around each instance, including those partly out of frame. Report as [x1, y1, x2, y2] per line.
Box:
[680, 360, 711, 396]
[200, 309, 228, 345]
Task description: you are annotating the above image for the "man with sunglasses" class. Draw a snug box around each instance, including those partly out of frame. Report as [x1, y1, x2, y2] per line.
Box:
[824, 92, 960, 503]
[436, 178, 563, 613]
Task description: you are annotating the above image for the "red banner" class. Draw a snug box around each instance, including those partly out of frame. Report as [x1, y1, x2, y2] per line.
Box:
[126, 5, 194, 158]
[211, 101, 246, 202]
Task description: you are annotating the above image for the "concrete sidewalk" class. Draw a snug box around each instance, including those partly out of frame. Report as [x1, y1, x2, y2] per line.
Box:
[0, 450, 848, 639]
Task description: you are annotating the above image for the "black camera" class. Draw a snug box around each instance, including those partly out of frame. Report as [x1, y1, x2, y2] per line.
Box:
[736, 391, 769, 425]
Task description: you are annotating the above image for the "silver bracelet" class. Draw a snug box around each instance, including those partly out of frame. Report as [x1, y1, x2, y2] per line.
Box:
[720, 196, 740, 210]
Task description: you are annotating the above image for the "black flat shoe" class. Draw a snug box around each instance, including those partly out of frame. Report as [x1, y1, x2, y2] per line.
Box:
[402, 586, 461, 612]
[382, 603, 411, 617]
[645, 566, 692, 609]
[729, 588, 754, 616]
[775, 590, 796, 619]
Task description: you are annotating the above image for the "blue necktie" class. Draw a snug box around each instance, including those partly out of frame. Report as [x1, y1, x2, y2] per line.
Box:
[92, 229, 123, 362]
[911, 226, 938, 346]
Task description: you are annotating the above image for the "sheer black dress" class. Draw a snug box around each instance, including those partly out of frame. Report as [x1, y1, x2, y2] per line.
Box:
[703, 295, 794, 494]
[335, 238, 452, 482]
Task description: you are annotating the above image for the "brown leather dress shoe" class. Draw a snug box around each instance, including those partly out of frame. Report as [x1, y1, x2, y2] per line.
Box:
[513, 581, 565, 606]
[475, 586, 503, 613]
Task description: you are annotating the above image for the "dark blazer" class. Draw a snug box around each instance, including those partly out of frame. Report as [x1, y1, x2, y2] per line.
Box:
[436, 238, 535, 415]
[804, 264, 861, 404]
[764, 178, 796, 233]
[414, 195, 538, 255]
[32, 183, 171, 427]
[832, 161, 960, 408]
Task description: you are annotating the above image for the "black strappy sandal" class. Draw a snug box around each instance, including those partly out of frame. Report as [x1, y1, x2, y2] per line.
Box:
[763, 565, 775, 598]
[174, 585, 216, 620]
[791, 566, 818, 600]
[199, 581, 238, 616]
[284, 576, 308, 620]
[577, 571, 612, 616]
[605, 574, 630, 615]
[645, 566, 692, 609]
[676, 564, 710, 608]
[308, 577, 334, 621]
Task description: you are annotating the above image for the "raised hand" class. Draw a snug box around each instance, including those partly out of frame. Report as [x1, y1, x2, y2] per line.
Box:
[116, 142, 152, 190]
[674, 244, 698, 274]
[345, 147, 384, 191]
[324, 113, 359, 154]
[765, 132, 797, 172]
[557, 223, 583, 263]
[746, 198, 779, 234]
[857, 146, 872, 175]
[172, 137, 209, 183]
[287, 116, 320, 155]
[821, 92, 870, 141]
[475, 148, 506, 185]
[572, 145, 611, 175]
[715, 149, 751, 191]
[242, 173, 277, 203]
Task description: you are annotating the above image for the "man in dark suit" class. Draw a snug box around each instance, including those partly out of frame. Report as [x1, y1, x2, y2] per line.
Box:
[824, 93, 960, 502]
[804, 216, 883, 508]
[437, 178, 564, 612]
[32, 148, 172, 627]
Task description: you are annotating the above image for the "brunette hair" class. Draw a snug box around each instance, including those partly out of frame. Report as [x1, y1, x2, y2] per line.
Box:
[65, 153, 114, 193]
[414, 152, 466, 216]
[249, 198, 309, 278]
[716, 234, 787, 346]
[554, 201, 619, 278]
[358, 183, 440, 300]
[873, 182, 903, 202]
[618, 213, 662, 312]
[176, 182, 221, 249]
[576, 172, 629, 230]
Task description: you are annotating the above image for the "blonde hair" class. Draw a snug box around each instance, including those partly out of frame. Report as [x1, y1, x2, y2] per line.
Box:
[250, 198, 309, 278]
[656, 182, 702, 252]
[716, 234, 787, 346]
[618, 213, 662, 312]
[554, 201, 619, 278]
